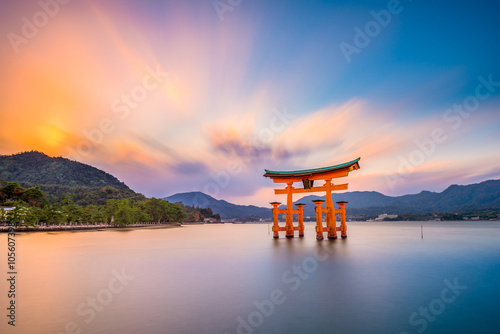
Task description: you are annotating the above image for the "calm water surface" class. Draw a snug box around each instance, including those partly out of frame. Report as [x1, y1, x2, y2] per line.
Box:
[2, 221, 500, 334]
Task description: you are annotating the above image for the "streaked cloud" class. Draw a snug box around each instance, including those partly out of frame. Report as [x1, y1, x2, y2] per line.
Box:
[0, 0, 499, 206]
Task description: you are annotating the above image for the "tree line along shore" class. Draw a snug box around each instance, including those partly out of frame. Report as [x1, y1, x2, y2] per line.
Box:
[0, 180, 221, 228]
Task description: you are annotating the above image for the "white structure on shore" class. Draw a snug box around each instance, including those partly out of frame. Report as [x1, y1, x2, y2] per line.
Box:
[375, 213, 398, 221]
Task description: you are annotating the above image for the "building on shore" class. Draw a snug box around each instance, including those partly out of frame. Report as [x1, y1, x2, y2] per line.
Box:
[375, 213, 398, 221]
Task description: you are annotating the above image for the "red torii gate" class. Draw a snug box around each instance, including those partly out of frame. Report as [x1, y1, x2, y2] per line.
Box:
[264, 158, 360, 240]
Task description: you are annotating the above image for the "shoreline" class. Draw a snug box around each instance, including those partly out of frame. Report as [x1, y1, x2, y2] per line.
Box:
[0, 222, 182, 233]
[2, 220, 497, 234]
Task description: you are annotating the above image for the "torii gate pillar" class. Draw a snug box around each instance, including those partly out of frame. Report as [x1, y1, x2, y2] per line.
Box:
[337, 201, 348, 238]
[285, 182, 294, 238]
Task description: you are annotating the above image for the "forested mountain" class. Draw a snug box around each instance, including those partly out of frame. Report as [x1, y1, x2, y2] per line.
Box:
[0, 151, 128, 189]
[0, 151, 220, 225]
[0, 151, 143, 205]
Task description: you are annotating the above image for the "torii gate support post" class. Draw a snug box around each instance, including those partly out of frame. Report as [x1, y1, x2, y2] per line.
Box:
[337, 201, 348, 238]
[285, 181, 294, 238]
[296, 203, 305, 237]
[313, 200, 325, 240]
[324, 179, 338, 239]
[270, 202, 281, 239]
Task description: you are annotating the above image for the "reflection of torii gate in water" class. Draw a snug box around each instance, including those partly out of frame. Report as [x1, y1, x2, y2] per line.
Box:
[264, 158, 360, 240]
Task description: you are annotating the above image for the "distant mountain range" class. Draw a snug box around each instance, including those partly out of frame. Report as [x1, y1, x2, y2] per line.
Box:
[163, 192, 271, 220]
[289, 179, 500, 217]
[165, 179, 500, 219]
[2, 151, 499, 217]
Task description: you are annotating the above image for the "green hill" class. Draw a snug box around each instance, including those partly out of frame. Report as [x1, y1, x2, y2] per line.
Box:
[0, 151, 129, 189]
[0, 151, 221, 224]
[0, 151, 144, 205]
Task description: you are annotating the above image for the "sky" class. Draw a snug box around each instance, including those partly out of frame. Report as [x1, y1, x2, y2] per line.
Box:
[0, 0, 499, 207]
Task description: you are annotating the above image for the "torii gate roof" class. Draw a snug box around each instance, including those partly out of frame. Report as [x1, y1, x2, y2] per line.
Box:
[263, 157, 360, 178]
